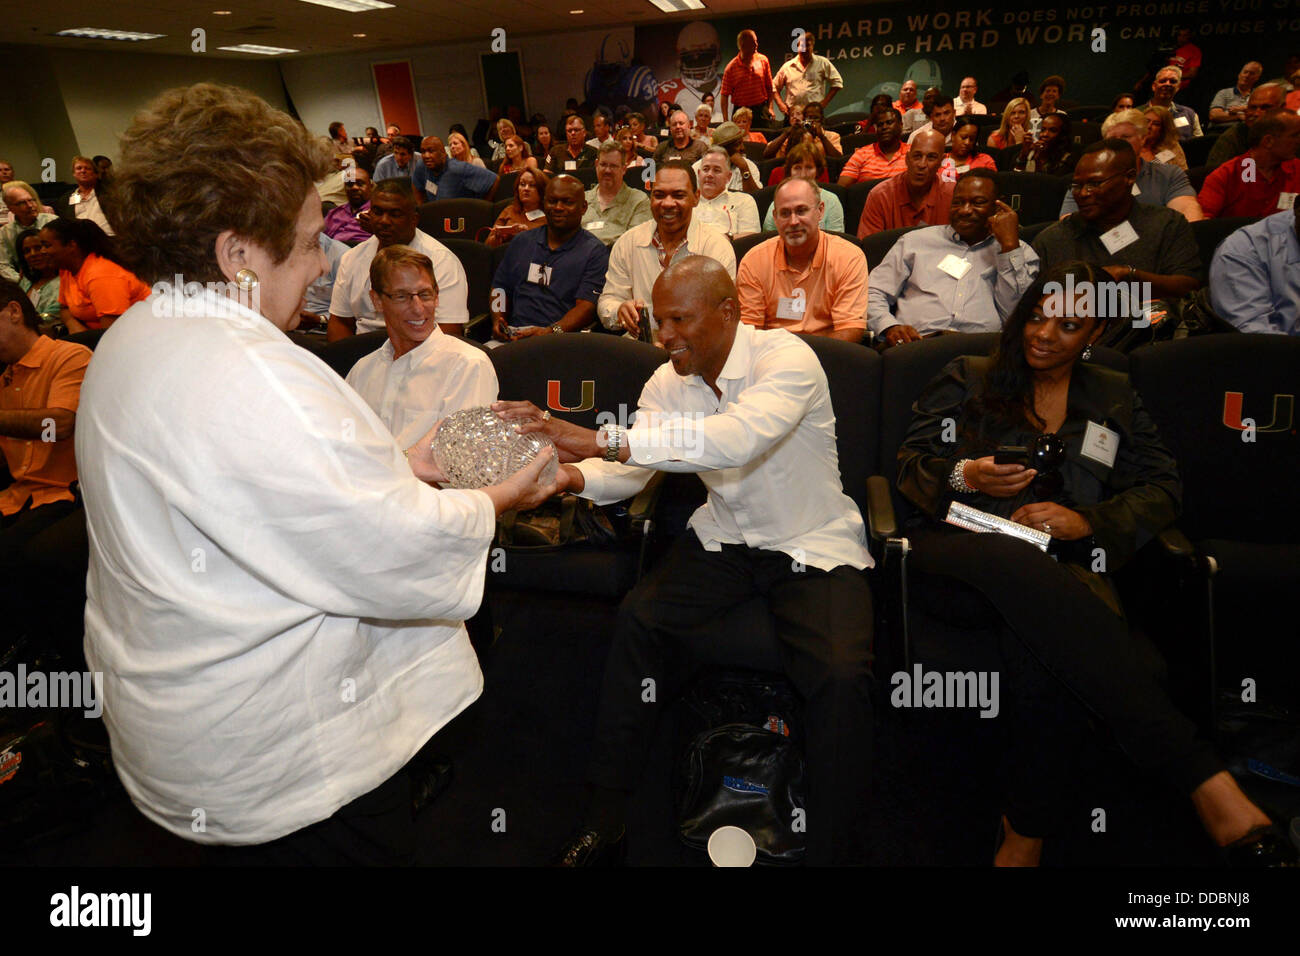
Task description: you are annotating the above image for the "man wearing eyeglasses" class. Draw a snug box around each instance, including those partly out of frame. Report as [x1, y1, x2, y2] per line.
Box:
[346, 245, 497, 449]
[1031, 139, 1202, 301]
[1, 182, 57, 283]
[328, 179, 469, 341]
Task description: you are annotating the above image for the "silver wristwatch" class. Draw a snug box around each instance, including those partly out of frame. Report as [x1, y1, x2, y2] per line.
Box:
[600, 424, 625, 462]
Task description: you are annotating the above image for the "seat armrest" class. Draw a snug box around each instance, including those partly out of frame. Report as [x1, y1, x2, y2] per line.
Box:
[866, 475, 898, 541]
[1157, 526, 1196, 560]
[465, 312, 491, 342]
[627, 470, 666, 531]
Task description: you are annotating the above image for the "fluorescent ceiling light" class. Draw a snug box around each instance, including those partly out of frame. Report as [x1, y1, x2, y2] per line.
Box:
[218, 43, 300, 54]
[647, 0, 705, 11]
[297, 0, 396, 11]
[56, 27, 165, 41]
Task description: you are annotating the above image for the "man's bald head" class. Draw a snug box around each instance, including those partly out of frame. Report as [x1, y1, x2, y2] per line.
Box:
[652, 255, 739, 383]
[1246, 83, 1287, 125]
[656, 255, 736, 311]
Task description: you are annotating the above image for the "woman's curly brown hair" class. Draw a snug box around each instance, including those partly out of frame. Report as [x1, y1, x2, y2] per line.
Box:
[104, 83, 334, 284]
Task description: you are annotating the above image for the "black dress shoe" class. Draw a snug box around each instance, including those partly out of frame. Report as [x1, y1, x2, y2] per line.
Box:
[1224, 824, 1299, 867]
[552, 827, 626, 867]
[408, 755, 454, 816]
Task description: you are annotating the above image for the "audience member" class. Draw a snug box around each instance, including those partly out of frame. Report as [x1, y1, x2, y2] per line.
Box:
[328, 179, 469, 340]
[323, 167, 373, 244]
[1208, 206, 1300, 334]
[510, 254, 874, 868]
[908, 91, 957, 147]
[857, 130, 953, 238]
[14, 229, 61, 323]
[738, 177, 866, 341]
[616, 126, 649, 168]
[447, 131, 487, 169]
[1111, 92, 1137, 114]
[1167, 25, 1202, 90]
[858, 94, 896, 134]
[1058, 112, 1202, 221]
[654, 110, 708, 165]
[1206, 84, 1286, 169]
[39, 218, 149, 333]
[1028, 76, 1068, 136]
[549, 115, 600, 172]
[2, 182, 58, 283]
[587, 109, 615, 149]
[988, 97, 1032, 150]
[953, 77, 987, 115]
[491, 175, 609, 340]
[497, 135, 539, 177]
[902, 87, 940, 138]
[720, 30, 774, 120]
[837, 108, 910, 185]
[413, 136, 498, 201]
[485, 168, 550, 248]
[894, 79, 922, 118]
[1210, 61, 1265, 124]
[534, 123, 556, 166]
[764, 144, 845, 231]
[773, 29, 843, 116]
[699, 122, 760, 193]
[940, 119, 998, 183]
[372, 137, 418, 184]
[868, 171, 1040, 344]
[489, 119, 516, 162]
[1142, 106, 1189, 170]
[58, 156, 114, 235]
[0, 161, 13, 185]
[692, 105, 713, 143]
[301, 233, 347, 327]
[582, 143, 652, 246]
[1013, 114, 1075, 175]
[1032, 140, 1202, 299]
[598, 161, 735, 339]
[346, 245, 497, 447]
[628, 114, 656, 152]
[694, 147, 760, 239]
[1197, 112, 1300, 219]
[989, 71, 1036, 113]
[1145, 67, 1203, 141]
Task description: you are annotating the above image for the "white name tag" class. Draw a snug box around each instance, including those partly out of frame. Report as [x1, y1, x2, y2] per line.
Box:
[426, 182, 438, 198]
[585, 220, 606, 230]
[937, 253, 972, 280]
[525, 208, 546, 220]
[1278, 192, 1297, 210]
[1099, 220, 1139, 254]
[1155, 149, 1175, 163]
[1081, 421, 1120, 468]
[565, 160, 577, 171]
[775, 295, 806, 319]
[660, 129, 669, 137]
[954, 163, 970, 174]
[1173, 115, 1189, 128]
[527, 263, 554, 286]
[68, 192, 81, 205]
[1131, 184, 1142, 196]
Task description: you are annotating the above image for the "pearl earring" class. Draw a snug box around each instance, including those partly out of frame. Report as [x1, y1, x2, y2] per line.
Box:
[236, 269, 259, 292]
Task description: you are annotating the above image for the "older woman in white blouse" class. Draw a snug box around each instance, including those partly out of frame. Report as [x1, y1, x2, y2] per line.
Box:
[79, 82, 555, 863]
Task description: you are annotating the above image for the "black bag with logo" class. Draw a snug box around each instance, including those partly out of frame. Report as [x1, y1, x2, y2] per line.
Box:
[675, 672, 806, 864]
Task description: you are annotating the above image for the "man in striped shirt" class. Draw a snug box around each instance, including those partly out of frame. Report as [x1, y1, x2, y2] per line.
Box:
[837, 109, 910, 186]
[719, 29, 774, 121]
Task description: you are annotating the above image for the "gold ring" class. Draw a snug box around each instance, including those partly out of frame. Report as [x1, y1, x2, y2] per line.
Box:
[541, 410, 551, 422]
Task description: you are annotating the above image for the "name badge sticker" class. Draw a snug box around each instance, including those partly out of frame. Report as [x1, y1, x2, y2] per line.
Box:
[525, 208, 546, 220]
[526, 263, 554, 286]
[1173, 115, 1190, 128]
[775, 296, 805, 320]
[1155, 149, 1175, 163]
[585, 220, 606, 231]
[937, 253, 972, 280]
[1099, 220, 1139, 255]
[1278, 192, 1297, 211]
[1131, 184, 1142, 196]
[1081, 420, 1120, 468]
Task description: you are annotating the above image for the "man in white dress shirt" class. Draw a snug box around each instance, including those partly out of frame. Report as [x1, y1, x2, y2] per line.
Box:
[598, 160, 735, 339]
[346, 245, 497, 448]
[500, 255, 874, 866]
[692, 147, 760, 239]
[327, 179, 468, 341]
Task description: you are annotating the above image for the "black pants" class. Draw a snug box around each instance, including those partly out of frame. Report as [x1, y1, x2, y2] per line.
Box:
[588, 531, 874, 865]
[0, 497, 81, 651]
[909, 527, 1223, 837]
[202, 761, 416, 866]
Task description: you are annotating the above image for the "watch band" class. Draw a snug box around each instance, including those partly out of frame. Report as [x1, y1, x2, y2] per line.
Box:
[550, 323, 564, 334]
[601, 424, 625, 462]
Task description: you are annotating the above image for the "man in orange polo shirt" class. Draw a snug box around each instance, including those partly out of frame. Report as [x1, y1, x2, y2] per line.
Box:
[736, 177, 867, 342]
[856, 129, 953, 238]
[836, 108, 910, 186]
[0, 278, 91, 646]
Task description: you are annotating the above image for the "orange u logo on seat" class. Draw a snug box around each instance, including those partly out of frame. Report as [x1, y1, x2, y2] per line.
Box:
[443, 217, 465, 233]
[1222, 392, 1294, 433]
[547, 380, 596, 412]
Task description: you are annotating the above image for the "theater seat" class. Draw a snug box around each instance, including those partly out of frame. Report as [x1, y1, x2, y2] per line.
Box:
[1183, 135, 1219, 169]
[841, 179, 884, 234]
[1186, 165, 1209, 193]
[993, 172, 1070, 225]
[1191, 216, 1257, 268]
[731, 231, 777, 266]
[417, 198, 495, 241]
[316, 330, 388, 378]
[861, 225, 922, 271]
[440, 237, 494, 335]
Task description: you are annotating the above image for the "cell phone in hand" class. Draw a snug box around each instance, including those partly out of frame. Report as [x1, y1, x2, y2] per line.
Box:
[993, 445, 1029, 466]
[636, 305, 653, 343]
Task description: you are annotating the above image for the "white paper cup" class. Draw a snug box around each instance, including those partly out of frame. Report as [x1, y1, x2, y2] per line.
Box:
[707, 826, 757, 867]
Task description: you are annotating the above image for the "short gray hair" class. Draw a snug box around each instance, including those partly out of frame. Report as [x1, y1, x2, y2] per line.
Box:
[702, 145, 731, 166]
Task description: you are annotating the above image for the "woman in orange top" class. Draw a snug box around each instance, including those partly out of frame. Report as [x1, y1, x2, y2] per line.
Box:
[484, 168, 549, 247]
[945, 119, 999, 176]
[41, 218, 150, 332]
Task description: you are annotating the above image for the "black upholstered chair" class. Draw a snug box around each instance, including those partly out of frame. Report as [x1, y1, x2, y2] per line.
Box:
[416, 198, 495, 241]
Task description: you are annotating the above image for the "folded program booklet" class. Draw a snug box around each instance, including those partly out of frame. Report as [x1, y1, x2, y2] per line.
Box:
[945, 501, 1052, 551]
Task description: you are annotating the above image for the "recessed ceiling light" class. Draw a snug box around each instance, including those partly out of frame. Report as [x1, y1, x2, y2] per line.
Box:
[296, 0, 395, 11]
[218, 43, 300, 54]
[55, 27, 165, 41]
[353, 33, 366, 37]
[213, 10, 232, 14]
[570, 8, 584, 12]
[646, 0, 705, 11]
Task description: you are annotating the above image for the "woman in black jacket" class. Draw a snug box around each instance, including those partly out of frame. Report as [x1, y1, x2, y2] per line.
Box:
[896, 260, 1294, 866]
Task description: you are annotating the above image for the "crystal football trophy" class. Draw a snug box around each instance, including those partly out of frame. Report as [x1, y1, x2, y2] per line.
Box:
[430, 407, 558, 489]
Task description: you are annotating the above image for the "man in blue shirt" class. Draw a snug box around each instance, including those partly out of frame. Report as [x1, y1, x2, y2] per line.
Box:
[1209, 207, 1300, 335]
[412, 136, 498, 201]
[490, 175, 609, 339]
[372, 137, 418, 185]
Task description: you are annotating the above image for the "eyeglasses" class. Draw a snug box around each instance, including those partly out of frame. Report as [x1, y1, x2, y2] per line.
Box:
[378, 291, 436, 305]
[1030, 433, 1068, 499]
[1070, 172, 1126, 195]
